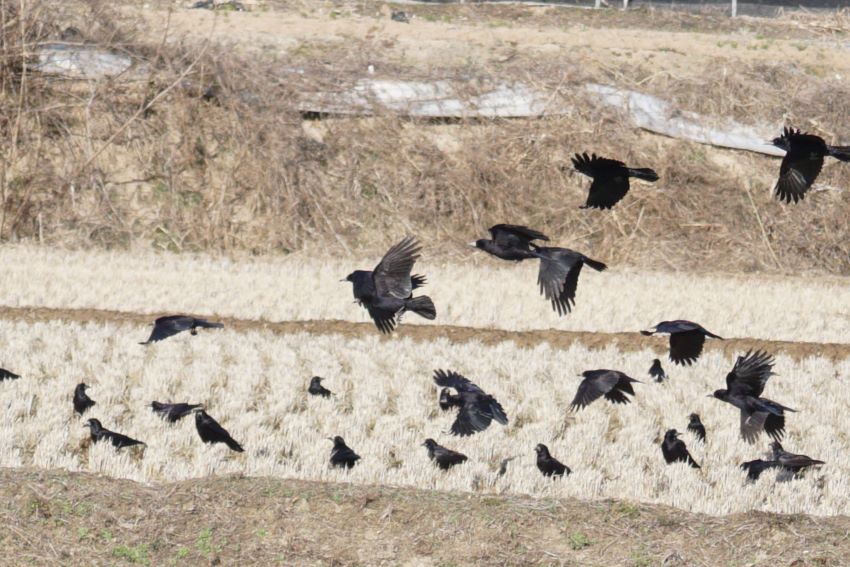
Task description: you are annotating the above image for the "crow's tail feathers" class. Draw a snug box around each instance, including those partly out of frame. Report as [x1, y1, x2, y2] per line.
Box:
[582, 257, 608, 272]
[406, 296, 437, 320]
[227, 438, 245, 452]
[627, 167, 659, 182]
[828, 145, 850, 162]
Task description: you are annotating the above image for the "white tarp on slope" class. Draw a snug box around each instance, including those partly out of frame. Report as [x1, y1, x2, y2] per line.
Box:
[31, 43, 135, 79]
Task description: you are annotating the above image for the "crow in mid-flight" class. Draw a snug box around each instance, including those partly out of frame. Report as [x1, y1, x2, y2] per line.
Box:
[140, 315, 224, 344]
[329, 436, 360, 469]
[570, 152, 659, 209]
[570, 370, 641, 411]
[433, 369, 507, 436]
[535, 444, 571, 477]
[308, 376, 333, 398]
[470, 224, 549, 261]
[149, 401, 203, 423]
[641, 320, 723, 366]
[195, 410, 244, 452]
[73, 383, 95, 415]
[84, 418, 145, 449]
[534, 247, 607, 316]
[709, 350, 794, 444]
[344, 236, 436, 334]
[661, 429, 700, 468]
[770, 127, 850, 204]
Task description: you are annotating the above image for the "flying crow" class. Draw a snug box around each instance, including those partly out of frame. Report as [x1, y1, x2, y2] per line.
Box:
[433, 369, 507, 436]
[535, 247, 607, 316]
[470, 224, 549, 261]
[570, 152, 659, 210]
[641, 320, 723, 366]
[570, 370, 641, 411]
[771, 127, 850, 204]
[140, 315, 224, 344]
[149, 401, 202, 423]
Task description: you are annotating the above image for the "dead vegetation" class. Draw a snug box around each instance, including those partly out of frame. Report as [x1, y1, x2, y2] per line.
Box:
[0, 0, 848, 274]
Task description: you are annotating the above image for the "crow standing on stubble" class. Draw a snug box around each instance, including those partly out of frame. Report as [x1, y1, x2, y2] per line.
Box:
[771, 127, 850, 203]
[84, 418, 144, 449]
[308, 376, 332, 398]
[433, 369, 508, 436]
[709, 350, 794, 444]
[470, 224, 549, 261]
[423, 438, 467, 470]
[570, 152, 659, 210]
[649, 359, 667, 382]
[641, 320, 723, 366]
[569, 370, 641, 411]
[195, 410, 244, 452]
[140, 315, 224, 344]
[535, 444, 571, 477]
[149, 401, 203, 423]
[73, 383, 95, 415]
[661, 429, 700, 468]
[687, 413, 706, 443]
[770, 441, 825, 476]
[344, 236, 436, 334]
[329, 436, 360, 469]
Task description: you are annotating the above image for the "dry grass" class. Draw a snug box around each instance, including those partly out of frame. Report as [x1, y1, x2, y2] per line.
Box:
[1, 317, 848, 516]
[0, 1, 848, 274]
[1, 245, 848, 343]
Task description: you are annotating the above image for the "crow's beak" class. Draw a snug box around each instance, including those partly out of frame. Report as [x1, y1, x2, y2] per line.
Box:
[467, 242, 477, 247]
[639, 330, 653, 336]
[339, 279, 347, 283]
[705, 394, 714, 398]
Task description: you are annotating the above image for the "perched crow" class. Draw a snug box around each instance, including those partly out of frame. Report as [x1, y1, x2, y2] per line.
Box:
[741, 459, 780, 481]
[661, 429, 700, 468]
[534, 247, 607, 316]
[570, 152, 659, 210]
[470, 224, 549, 261]
[570, 370, 641, 411]
[195, 410, 244, 452]
[344, 236, 436, 334]
[771, 127, 850, 204]
[73, 383, 95, 415]
[308, 376, 332, 398]
[535, 444, 571, 477]
[423, 438, 467, 470]
[84, 418, 144, 449]
[641, 320, 723, 366]
[433, 369, 508, 436]
[0, 368, 19, 381]
[329, 436, 360, 469]
[770, 441, 825, 475]
[649, 359, 667, 382]
[709, 350, 794, 444]
[687, 413, 706, 443]
[149, 401, 202, 423]
[140, 315, 224, 344]
[497, 456, 516, 476]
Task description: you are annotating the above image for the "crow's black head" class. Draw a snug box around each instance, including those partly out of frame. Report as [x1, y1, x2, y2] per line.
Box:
[534, 443, 549, 456]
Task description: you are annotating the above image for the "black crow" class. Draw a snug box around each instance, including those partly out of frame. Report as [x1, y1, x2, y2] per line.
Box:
[535, 444, 571, 477]
[433, 369, 508, 436]
[741, 459, 780, 481]
[194, 410, 244, 452]
[661, 429, 700, 468]
[649, 359, 667, 382]
[423, 438, 467, 470]
[570, 152, 659, 210]
[709, 350, 794, 444]
[308, 376, 332, 398]
[687, 413, 706, 443]
[329, 436, 360, 469]
[534, 247, 607, 316]
[84, 418, 144, 449]
[771, 127, 850, 204]
[770, 441, 825, 475]
[149, 401, 202, 423]
[344, 236, 436, 334]
[570, 370, 641, 411]
[73, 383, 95, 415]
[140, 315, 224, 344]
[0, 368, 19, 381]
[470, 224, 549, 261]
[641, 320, 723, 366]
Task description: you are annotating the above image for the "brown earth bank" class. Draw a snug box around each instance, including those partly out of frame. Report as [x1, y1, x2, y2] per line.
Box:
[2, 305, 849, 360]
[2, 1, 849, 273]
[2, 467, 848, 566]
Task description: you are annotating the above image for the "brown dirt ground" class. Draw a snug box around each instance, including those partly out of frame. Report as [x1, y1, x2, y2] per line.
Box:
[1, 305, 848, 361]
[3, 467, 850, 567]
